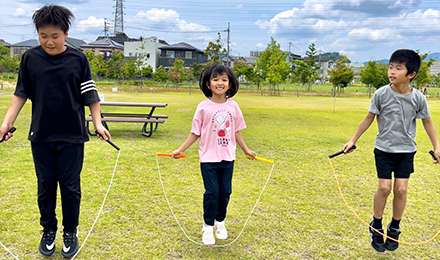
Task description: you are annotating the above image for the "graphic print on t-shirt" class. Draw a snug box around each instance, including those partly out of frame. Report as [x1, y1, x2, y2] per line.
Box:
[211, 109, 233, 147]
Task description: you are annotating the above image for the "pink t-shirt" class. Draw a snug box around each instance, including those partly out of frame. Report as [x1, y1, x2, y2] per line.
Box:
[191, 98, 247, 163]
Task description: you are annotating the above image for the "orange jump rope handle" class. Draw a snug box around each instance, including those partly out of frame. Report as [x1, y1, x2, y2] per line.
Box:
[156, 153, 187, 158]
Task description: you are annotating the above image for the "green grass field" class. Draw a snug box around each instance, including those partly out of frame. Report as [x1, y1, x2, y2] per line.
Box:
[1, 88, 440, 259]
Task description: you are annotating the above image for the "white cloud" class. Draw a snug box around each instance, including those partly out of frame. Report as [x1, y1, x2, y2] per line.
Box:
[77, 16, 105, 32]
[135, 8, 210, 33]
[137, 8, 180, 23]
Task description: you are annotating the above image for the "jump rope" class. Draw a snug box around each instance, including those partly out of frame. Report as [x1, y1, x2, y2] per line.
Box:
[328, 146, 440, 246]
[0, 128, 121, 259]
[155, 153, 275, 247]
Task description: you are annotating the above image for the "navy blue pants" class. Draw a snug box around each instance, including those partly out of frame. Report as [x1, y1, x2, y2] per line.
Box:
[31, 142, 84, 230]
[200, 161, 234, 226]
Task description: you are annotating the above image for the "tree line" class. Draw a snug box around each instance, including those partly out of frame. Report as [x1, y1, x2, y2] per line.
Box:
[1, 39, 438, 92]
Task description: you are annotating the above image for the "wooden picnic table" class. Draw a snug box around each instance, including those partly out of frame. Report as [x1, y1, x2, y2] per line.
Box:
[85, 101, 168, 137]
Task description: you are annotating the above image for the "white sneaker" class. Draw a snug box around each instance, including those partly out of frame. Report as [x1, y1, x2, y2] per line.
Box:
[202, 225, 215, 245]
[214, 221, 228, 240]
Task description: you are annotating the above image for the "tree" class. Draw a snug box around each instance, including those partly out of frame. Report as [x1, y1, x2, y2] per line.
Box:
[255, 37, 290, 94]
[0, 44, 9, 57]
[0, 55, 20, 73]
[84, 50, 105, 78]
[204, 32, 226, 65]
[233, 61, 258, 84]
[189, 63, 204, 81]
[168, 59, 186, 86]
[304, 43, 320, 91]
[153, 66, 170, 83]
[0, 44, 20, 73]
[413, 52, 435, 89]
[105, 52, 125, 81]
[328, 56, 354, 96]
[122, 57, 137, 79]
[359, 60, 388, 97]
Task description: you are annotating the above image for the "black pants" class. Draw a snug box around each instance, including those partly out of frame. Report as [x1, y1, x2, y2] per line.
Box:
[200, 161, 234, 226]
[31, 142, 84, 230]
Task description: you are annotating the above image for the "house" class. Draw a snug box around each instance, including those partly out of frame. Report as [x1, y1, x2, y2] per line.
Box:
[124, 36, 168, 72]
[9, 37, 86, 57]
[95, 32, 138, 45]
[0, 39, 12, 49]
[81, 38, 124, 57]
[158, 42, 208, 68]
[430, 62, 440, 75]
[9, 39, 39, 56]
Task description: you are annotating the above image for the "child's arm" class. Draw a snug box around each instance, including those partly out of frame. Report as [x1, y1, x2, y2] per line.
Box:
[343, 112, 376, 153]
[172, 133, 199, 158]
[0, 95, 27, 142]
[236, 131, 256, 159]
[88, 101, 112, 140]
[422, 117, 440, 163]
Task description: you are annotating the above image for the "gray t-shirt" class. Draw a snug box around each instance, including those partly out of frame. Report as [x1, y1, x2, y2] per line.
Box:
[369, 84, 430, 153]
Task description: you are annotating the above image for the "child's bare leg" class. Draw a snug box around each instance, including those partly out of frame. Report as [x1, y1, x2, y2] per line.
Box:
[373, 179, 392, 219]
[392, 178, 409, 220]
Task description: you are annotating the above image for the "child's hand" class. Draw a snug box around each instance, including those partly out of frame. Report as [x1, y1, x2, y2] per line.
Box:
[0, 124, 14, 143]
[433, 150, 440, 164]
[171, 150, 184, 159]
[95, 126, 111, 141]
[245, 150, 257, 160]
[343, 142, 356, 154]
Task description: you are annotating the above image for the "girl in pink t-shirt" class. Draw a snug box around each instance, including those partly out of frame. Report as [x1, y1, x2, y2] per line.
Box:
[172, 63, 256, 245]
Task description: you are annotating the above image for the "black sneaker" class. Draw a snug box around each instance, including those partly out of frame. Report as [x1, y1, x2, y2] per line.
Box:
[62, 228, 79, 258]
[369, 222, 386, 252]
[385, 224, 401, 251]
[39, 228, 57, 256]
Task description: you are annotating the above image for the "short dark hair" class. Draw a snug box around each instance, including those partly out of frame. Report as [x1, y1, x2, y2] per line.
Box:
[389, 49, 421, 81]
[199, 63, 239, 98]
[32, 5, 74, 33]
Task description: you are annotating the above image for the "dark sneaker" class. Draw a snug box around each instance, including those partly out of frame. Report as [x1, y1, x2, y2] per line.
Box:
[385, 224, 401, 251]
[369, 222, 386, 252]
[39, 228, 57, 256]
[62, 228, 79, 258]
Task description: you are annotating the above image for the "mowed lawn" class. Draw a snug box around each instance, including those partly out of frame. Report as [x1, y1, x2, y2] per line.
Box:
[1, 88, 440, 259]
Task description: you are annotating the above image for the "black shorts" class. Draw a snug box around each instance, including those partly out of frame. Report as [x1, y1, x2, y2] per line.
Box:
[374, 148, 416, 179]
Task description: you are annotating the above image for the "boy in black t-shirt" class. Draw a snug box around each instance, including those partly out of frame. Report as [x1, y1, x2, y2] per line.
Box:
[0, 5, 111, 258]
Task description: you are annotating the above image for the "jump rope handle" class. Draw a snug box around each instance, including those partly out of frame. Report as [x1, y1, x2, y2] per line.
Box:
[0, 127, 16, 143]
[429, 150, 438, 162]
[95, 131, 120, 151]
[156, 153, 187, 158]
[328, 145, 357, 159]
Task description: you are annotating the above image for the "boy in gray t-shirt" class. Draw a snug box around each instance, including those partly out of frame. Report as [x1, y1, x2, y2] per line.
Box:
[343, 49, 440, 252]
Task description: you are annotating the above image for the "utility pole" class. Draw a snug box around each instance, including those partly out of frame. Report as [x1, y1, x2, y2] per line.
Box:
[103, 18, 109, 38]
[226, 22, 230, 67]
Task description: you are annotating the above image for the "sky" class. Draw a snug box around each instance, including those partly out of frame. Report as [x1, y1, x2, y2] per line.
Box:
[0, 0, 439, 63]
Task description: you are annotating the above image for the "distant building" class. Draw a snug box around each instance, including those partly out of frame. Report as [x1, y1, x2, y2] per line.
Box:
[124, 36, 168, 72]
[95, 32, 138, 45]
[158, 42, 208, 68]
[81, 38, 124, 57]
[430, 62, 440, 75]
[0, 39, 12, 49]
[9, 38, 86, 57]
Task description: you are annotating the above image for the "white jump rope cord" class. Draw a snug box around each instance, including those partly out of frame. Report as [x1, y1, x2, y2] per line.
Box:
[0, 149, 120, 260]
[71, 149, 120, 259]
[0, 242, 19, 260]
[156, 155, 275, 247]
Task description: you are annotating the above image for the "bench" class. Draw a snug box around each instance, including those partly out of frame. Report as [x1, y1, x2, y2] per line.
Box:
[85, 101, 168, 137]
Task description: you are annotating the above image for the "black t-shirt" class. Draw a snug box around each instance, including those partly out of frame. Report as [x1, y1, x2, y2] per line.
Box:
[14, 46, 100, 143]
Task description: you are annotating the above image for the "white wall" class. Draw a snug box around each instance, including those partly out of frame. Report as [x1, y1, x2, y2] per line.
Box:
[124, 37, 167, 72]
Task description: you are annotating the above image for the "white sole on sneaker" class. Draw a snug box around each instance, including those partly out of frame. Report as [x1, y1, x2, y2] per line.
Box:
[214, 221, 228, 240]
[202, 226, 215, 245]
